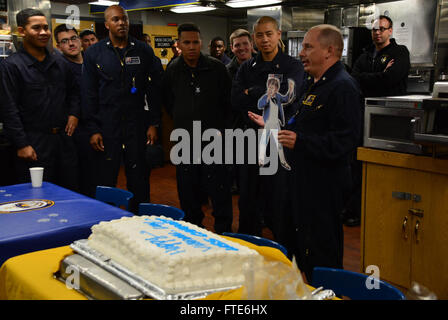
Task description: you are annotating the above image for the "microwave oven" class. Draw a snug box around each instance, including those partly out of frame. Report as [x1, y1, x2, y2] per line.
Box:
[364, 95, 432, 154]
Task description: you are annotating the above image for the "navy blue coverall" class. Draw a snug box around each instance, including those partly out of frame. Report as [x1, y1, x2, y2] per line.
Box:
[0, 48, 80, 190]
[286, 61, 362, 282]
[230, 50, 304, 237]
[56, 57, 94, 198]
[82, 36, 162, 212]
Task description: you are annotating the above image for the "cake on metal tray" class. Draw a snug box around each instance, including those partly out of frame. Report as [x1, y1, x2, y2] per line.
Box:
[88, 215, 262, 293]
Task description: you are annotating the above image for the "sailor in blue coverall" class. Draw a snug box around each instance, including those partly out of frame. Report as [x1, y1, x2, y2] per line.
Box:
[82, 6, 162, 213]
[231, 16, 304, 238]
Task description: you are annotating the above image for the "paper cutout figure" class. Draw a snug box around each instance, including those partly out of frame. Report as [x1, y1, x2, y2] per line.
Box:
[257, 75, 296, 171]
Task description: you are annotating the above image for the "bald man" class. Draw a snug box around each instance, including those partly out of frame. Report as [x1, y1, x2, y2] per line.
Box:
[278, 24, 362, 281]
[82, 5, 163, 212]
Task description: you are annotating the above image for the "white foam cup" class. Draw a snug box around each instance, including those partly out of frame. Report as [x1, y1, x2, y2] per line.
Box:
[29, 167, 44, 188]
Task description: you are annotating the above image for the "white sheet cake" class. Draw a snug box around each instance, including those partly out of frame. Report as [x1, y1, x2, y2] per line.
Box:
[88, 215, 262, 293]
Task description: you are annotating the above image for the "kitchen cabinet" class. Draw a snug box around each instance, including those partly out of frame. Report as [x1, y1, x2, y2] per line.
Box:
[358, 147, 448, 299]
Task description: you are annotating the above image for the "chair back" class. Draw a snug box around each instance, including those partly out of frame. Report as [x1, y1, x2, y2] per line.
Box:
[222, 232, 288, 257]
[95, 186, 134, 211]
[311, 267, 406, 300]
[138, 203, 185, 220]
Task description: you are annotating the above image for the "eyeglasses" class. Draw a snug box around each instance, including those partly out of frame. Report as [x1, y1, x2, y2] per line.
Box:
[372, 27, 391, 33]
[59, 35, 79, 45]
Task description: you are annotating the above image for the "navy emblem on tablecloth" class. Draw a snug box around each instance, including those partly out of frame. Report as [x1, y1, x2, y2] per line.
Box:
[0, 200, 55, 214]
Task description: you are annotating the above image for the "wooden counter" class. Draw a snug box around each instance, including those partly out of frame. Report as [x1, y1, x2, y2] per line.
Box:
[358, 147, 448, 299]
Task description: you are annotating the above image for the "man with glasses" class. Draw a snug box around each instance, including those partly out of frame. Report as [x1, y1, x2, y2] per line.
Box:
[345, 15, 410, 228]
[54, 24, 96, 197]
[0, 9, 80, 190]
[351, 15, 410, 97]
[54, 24, 83, 77]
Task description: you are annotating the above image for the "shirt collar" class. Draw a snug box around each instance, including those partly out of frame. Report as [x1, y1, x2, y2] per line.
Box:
[305, 61, 345, 85]
[180, 53, 210, 71]
[105, 35, 136, 50]
[19, 47, 55, 69]
[255, 48, 283, 64]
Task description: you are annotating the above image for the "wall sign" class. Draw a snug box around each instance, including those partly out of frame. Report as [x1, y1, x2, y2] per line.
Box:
[154, 36, 173, 48]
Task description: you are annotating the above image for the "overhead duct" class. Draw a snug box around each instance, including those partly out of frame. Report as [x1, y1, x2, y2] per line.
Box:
[247, 5, 292, 32]
[292, 7, 325, 31]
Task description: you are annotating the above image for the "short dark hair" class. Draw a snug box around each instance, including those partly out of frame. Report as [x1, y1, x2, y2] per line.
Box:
[379, 15, 393, 28]
[16, 8, 46, 28]
[80, 29, 97, 39]
[54, 24, 78, 43]
[178, 23, 200, 38]
[210, 36, 225, 46]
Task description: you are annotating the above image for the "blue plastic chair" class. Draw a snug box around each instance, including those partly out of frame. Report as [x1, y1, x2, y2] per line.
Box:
[95, 186, 134, 211]
[311, 267, 406, 300]
[138, 203, 185, 220]
[222, 232, 288, 257]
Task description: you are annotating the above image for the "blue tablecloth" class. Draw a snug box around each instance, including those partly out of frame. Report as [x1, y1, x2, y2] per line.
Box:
[0, 182, 133, 266]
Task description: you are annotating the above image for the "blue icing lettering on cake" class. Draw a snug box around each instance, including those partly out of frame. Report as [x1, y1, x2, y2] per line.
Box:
[140, 230, 186, 255]
[152, 216, 240, 252]
[88, 215, 263, 294]
[143, 219, 168, 230]
[155, 217, 208, 237]
[168, 230, 211, 252]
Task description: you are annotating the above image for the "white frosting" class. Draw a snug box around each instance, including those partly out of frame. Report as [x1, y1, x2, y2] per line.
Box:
[88, 215, 262, 293]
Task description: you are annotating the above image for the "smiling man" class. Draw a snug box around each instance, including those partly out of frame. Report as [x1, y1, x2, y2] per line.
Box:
[0, 8, 80, 190]
[226, 29, 254, 80]
[82, 5, 163, 212]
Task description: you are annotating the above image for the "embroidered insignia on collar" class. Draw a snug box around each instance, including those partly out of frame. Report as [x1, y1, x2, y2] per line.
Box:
[303, 94, 316, 106]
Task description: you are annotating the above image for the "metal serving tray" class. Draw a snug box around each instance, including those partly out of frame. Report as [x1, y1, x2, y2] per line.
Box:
[55, 254, 144, 300]
[67, 239, 242, 300]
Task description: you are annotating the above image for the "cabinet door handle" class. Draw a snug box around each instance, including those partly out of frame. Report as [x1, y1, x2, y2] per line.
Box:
[392, 191, 411, 200]
[409, 208, 424, 218]
[415, 220, 421, 244]
[402, 216, 408, 240]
